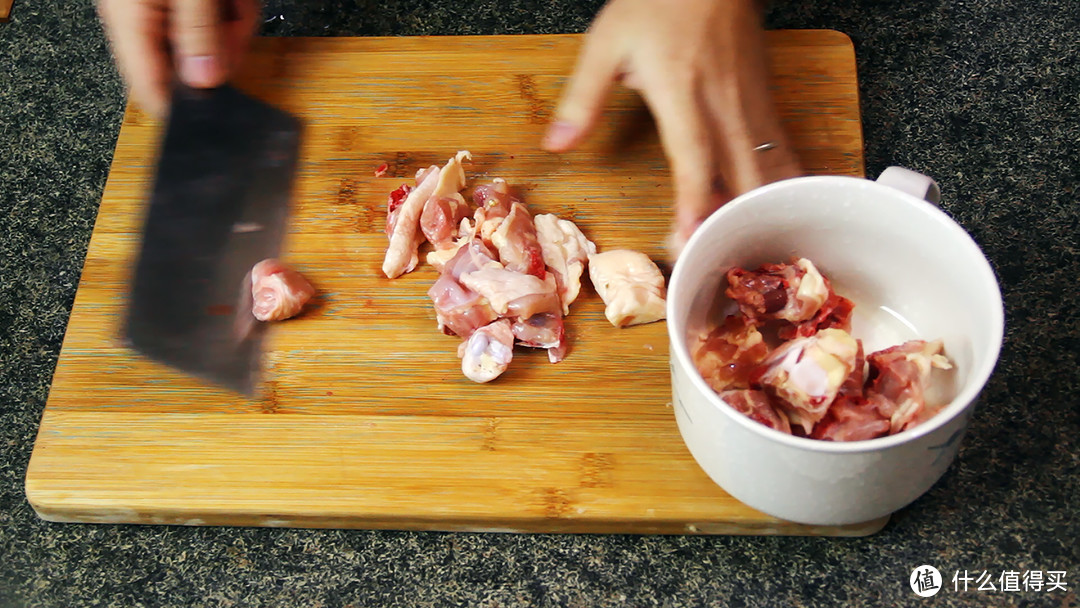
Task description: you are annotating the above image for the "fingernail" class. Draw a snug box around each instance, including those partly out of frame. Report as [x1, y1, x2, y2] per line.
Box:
[541, 121, 580, 151]
[180, 55, 221, 88]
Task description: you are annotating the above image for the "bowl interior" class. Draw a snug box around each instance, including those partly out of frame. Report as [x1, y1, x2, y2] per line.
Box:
[669, 176, 1004, 445]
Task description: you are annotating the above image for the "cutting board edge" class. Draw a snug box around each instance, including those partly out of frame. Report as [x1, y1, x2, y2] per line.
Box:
[24, 491, 890, 537]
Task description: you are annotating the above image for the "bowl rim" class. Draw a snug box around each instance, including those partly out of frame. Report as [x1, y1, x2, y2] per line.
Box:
[667, 175, 1005, 454]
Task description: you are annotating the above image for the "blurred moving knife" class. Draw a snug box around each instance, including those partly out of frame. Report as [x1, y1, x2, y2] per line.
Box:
[122, 84, 302, 396]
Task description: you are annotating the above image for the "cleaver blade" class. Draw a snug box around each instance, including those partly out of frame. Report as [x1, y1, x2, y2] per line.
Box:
[122, 84, 302, 396]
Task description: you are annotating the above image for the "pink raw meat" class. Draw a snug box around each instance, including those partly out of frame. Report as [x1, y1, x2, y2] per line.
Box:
[720, 389, 791, 434]
[251, 259, 315, 322]
[866, 339, 953, 433]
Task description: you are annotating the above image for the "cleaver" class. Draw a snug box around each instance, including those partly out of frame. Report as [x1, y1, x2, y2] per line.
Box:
[122, 84, 302, 396]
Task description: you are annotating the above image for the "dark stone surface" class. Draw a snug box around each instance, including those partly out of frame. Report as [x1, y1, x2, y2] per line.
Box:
[1, 0, 1077, 606]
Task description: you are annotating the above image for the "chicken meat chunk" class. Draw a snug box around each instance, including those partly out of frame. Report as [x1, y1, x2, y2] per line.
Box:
[250, 258, 315, 322]
[420, 150, 472, 249]
[383, 150, 471, 278]
[752, 328, 860, 435]
[726, 257, 831, 324]
[588, 249, 667, 328]
[865, 339, 953, 434]
[458, 319, 515, 383]
[533, 214, 596, 315]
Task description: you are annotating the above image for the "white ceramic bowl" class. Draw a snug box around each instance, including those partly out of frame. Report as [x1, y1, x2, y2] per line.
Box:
[666, 168, 1004, 526]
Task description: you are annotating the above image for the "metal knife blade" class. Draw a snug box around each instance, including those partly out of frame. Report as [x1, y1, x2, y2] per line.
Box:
[122, 84, 302, 396]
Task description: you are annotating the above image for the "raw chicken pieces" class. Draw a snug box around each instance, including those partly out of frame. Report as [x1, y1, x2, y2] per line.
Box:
[420, 151, 472, 249]
[383, 151, 472, 279]
[691, 315, 769, 392]
[692, 257, 954, 441]
[588, 249, 667, 328]
[725, 257, 854, 340]
[752, 328, 859, 435]
[447, 182, 571, 368]
[808, 394, 892, 442]
[427, 238, 500, 338]
[459, 319, 515, 383]
[720, 390, 791, 434]
[382, 165, 442, 279]
[726, 258, 830, 323]
[865, 339, 953, 434]
[250, 259, 315, 322]
[381, 152, 669, 382]
[460, 267, 556, 316]
[384, 154, 649, 382]
[491, 203, 546, 278]
[534, 214, 596, 315]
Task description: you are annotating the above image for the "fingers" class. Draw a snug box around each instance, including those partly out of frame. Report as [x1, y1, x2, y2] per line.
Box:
[171, 0, 227, 88]
[700, 15, 801, 196]
[98, 0, 259, 117]
[716, 78, 804, 192]
[640, 70, 723, 251]
[705, 83, 802, 197]
[542, 15, 623, 152]
[173, 0, 260, 88]
[98, 0, 172, 117]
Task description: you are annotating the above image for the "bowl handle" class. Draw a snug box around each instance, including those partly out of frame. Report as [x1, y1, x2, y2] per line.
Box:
[876, 166, 942, 205]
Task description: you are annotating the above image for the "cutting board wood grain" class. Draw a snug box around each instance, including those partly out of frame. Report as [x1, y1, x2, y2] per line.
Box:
[27, 32, 882, 535]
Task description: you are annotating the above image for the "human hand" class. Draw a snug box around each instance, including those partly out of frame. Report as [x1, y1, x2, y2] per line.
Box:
[97, 0, 261, 117]
[542, 0, 802, 256]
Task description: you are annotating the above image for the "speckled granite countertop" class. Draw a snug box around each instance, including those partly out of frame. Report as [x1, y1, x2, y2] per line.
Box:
[1, 1, 1077, 606]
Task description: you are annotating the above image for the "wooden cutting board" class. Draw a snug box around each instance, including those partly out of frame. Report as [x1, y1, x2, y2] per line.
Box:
[26, 32, 881, 535]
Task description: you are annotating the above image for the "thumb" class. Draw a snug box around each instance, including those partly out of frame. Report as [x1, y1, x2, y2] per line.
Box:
[171, 0, 227, 88]
[542, 22, 622, 152]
